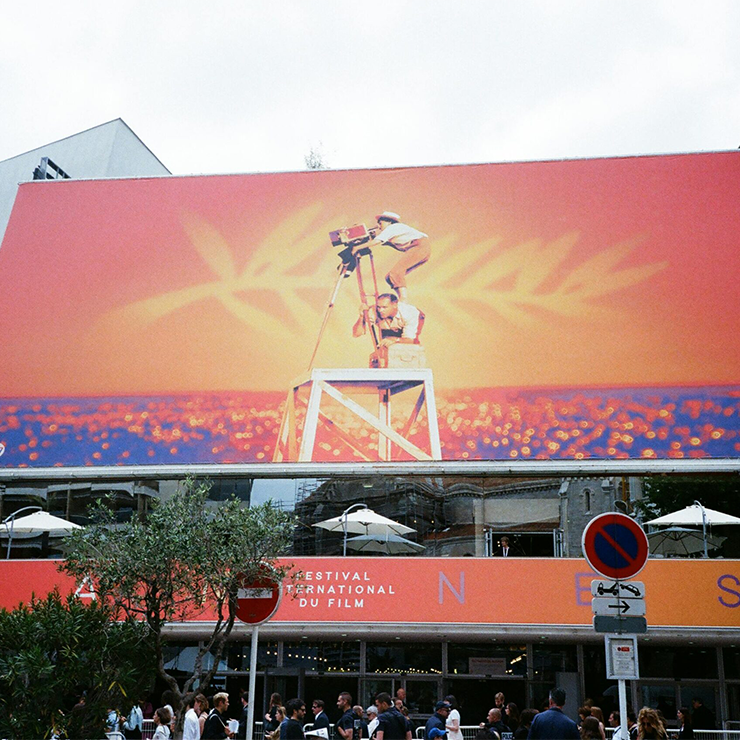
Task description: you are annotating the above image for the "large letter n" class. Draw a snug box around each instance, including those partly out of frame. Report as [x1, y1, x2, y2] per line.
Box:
[439, 571, 465, 604]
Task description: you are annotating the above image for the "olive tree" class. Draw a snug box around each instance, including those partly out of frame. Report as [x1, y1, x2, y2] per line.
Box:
[0, 590, 154, 739]
[63, 478, 295, 734]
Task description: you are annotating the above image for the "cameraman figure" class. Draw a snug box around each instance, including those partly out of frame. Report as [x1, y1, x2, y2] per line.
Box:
[353, 293, 423, 347]
[352, 211, 429, 301]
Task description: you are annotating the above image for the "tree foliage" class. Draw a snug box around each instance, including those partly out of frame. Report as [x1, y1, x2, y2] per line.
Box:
[641, 475, 740, 557]
[641, 475, 740, 519]
[0, 590, 153, 740]
[62, 478, 295, 731]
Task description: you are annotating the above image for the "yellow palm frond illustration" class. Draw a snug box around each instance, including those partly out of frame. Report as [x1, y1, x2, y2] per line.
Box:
[98, 207, 667, 337]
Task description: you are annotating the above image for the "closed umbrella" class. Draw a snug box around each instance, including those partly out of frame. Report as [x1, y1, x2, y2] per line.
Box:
[346, 533, 425, 555]
[647, 527, 725, 557]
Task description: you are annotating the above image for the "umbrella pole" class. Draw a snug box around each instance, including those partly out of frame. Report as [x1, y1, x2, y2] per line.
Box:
[3, 505, 42, 559]
[341, 502, 368, 557]
[696, 500, 708, 558]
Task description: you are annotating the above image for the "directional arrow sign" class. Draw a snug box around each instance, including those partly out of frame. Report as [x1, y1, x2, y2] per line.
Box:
[592, 597, 646, 616]
[591, 580, 645, 599]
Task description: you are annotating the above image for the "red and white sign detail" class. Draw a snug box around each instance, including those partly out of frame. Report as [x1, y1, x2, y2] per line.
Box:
[235, 575, 282, 625]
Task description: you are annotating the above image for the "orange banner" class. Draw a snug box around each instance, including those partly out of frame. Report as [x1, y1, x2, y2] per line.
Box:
[2, 558, 738, 628]
[0, 153, 739, 465]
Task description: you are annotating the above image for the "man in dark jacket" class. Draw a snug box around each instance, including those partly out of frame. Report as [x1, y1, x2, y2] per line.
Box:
[527, 688, 579, 740]
[375, 693, 411, 740]
[203, 693, 235, 739]
[284, 699, 307, 740]
[312, 700, 331, 733]
[425, 702, 450, 740]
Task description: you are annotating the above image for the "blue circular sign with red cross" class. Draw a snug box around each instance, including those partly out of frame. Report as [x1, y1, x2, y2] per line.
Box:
[582, 512, 649, 580]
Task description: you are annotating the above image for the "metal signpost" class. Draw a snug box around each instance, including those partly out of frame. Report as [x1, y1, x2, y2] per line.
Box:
[583, 513, 650, 740]
[235, 572, 283, 740]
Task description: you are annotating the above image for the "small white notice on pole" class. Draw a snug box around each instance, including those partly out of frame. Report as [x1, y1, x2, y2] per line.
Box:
[605, 635, 639, 680]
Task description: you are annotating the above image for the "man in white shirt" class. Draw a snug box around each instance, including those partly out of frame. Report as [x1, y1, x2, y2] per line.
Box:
[184, 694, 206, 740]
[352, 211, 430, 301]
[353, 293, 424, 347]
[367, 707, 379, 738]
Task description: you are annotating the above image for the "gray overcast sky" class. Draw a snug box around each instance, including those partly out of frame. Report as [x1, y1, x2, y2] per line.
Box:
[1, 1, 738, 175]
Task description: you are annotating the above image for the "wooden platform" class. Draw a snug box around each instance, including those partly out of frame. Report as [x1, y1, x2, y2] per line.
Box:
[272, 368, 442, 462]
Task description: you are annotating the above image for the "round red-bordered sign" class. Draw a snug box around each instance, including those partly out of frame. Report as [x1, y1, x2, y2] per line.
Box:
[235, 572, 282, 625]
[582, 513, 649, 580]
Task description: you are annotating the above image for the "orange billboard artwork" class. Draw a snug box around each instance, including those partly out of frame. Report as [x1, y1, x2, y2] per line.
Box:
[0, 152, 739, 466]
[1, 558, 738, 629]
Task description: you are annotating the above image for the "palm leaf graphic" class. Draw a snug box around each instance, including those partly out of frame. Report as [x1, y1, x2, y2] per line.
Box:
[98, 207, 668, 337]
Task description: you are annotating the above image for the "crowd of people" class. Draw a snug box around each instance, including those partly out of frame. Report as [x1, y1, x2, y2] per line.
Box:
[104, 688, 716, 740]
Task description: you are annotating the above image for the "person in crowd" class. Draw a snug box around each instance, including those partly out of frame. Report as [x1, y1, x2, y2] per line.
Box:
[495, 694, 506, 715]
[690, 698, 715, 730]
[367, 706, 379, 738]
[153, 707, 173, 740]
[577, 707, 591, 729]
[282, 699, 306, 740]
[425, 701, 451, 740]
[162, 691, 178, 737]
[588, 707, 606, 740]
[396, 689, 407, 706]
[266, 694, 284, 733]
[237, 691, 250, 740]
[394, 699, 405, 712]
[141, 698, 155, 720]
[505, 703, 520, 733]
[444, 695, 463, 740]
[108, 708, 122, 734]
[677, 708, 693, 739]
[527, 688, 579, 740]
[489, 709, 510, 738]
[312, 700, 331, 732]
[353, 706, 370, 739]
[336, 693, 356, 740]
[123, 699, 144, 739]
[374, 692, 412, 740]
[199, 697, 211, 738]
[608, 710, 626, 740]
[428, 729, 447, 740]
[514, 709, 538, 740]
[476, 709, 499, 740]
[636, 708, 667, 740]
[203, 692, 235, 739]
[580, 718, 601, 740]
[627, 711, 638, 740]
[271, 707, 286, 740]
[183, 695, 206, 740]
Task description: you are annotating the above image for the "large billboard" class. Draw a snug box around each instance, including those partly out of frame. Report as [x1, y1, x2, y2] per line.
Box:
[0, 152, 739, 468]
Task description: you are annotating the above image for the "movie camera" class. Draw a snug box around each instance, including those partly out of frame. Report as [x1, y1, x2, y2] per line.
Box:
[329, 223, 379, 273]
[307, 223, 382, 369]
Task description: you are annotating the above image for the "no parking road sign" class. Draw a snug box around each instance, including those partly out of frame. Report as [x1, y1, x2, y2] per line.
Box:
[582, 513, 649, 580]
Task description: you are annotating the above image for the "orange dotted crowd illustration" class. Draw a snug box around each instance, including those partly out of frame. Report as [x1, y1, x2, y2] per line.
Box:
[1, 387, 738, 466]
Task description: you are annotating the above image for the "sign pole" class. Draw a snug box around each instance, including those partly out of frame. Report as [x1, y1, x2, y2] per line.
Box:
[247, 624, 259, 740]
[618, 678, 628, 740]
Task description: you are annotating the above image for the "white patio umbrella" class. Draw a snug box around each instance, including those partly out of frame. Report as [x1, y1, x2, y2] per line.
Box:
[646, 504, 740, 527]
[2, 510, 81, 558]
[346, 533, 425, 555]
[646, 502, 740, 558]
[313, 505, 415, 556]
[647, 527, 726, 557]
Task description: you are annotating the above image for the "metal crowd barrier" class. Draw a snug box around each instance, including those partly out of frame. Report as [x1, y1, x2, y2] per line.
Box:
[413, 727, 740, 740]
